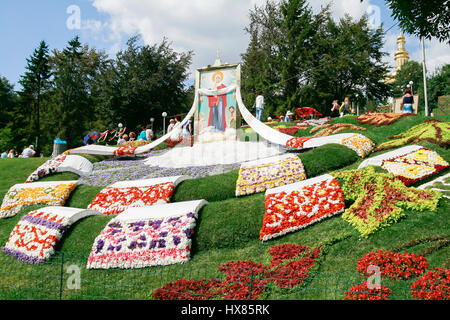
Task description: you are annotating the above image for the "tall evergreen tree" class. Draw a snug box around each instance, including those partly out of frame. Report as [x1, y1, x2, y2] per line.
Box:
[18, 40, 51, 150]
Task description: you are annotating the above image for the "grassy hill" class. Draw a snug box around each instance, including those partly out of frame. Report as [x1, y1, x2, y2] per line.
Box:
[0, 114, 448, 300]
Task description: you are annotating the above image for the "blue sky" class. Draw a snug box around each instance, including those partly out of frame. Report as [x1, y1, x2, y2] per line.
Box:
[1, 0, 448, 90]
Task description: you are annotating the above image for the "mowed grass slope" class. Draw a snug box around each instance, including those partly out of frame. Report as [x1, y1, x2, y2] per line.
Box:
[0, 115, 449, 300]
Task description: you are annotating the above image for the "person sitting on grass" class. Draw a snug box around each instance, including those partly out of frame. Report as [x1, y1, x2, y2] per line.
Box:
[7, 149, 16, 158]
[129, 132, 137, 141]
[21, 145, 36, 158]
[1, 151, 7, 159]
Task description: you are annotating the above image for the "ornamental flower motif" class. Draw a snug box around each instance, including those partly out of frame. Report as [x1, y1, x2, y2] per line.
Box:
[380, 148, 449, 186]
[88, 182, 175, 216]
[285, 137, 313, 150]
[235, 154, 306, 197]
[0, 182, 77, 219]
[260, 175, 345, 241]
[87, 212, 198, 269]
[25, 155, 67, 183]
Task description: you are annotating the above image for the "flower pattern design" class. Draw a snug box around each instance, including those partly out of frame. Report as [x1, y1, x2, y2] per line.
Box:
[380, 148, 449, 185]
[235, 154, 306, 197]
[25, 155, 67, 183]
[87, 212, 198, 269]
[341, 134, 375, 158]
[0, 181, 78, 219]
[260, 175, 345, 241]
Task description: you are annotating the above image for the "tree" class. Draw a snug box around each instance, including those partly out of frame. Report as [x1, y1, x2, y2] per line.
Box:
[391, 60, 424, 102]
[427, 63, 450, 109]
[49, 36, 109, 148]
[18, 40, 51, 150]
[310, 14, 392, 114]
[385, 0, 450, 44]
[0, 76, 17, 151]
[98, 36, 193, 134]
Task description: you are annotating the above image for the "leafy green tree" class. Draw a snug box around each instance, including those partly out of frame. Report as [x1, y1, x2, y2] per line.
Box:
[385, 0, 450, 44]
[18, 40, 51, 151]
[0, 76, 16, 127]
[98, 36, 193, 134]
[49, 36, 109, 148]
[391, 60, 424, 102]
[427, 63, 450, 110]
[310, 14, 392, 114]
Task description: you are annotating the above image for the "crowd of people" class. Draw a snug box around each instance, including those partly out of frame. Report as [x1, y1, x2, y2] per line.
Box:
[1, 145, 36, 159]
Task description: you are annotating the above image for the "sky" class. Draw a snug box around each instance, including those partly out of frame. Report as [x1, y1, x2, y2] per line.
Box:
[1, 0, 449, 90]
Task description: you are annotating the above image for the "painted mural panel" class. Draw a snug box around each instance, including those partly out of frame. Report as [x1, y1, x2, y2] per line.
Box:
[195, 65, 240, 143]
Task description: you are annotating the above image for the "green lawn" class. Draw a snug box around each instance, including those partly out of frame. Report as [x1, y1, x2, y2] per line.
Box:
[0, 115, 449, 300]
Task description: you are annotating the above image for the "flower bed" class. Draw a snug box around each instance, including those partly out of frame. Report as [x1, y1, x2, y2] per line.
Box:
[87, 200, 207, 269]
[0, 181, 78, 219]
[374, 119, 450, 152]
[356, 250, 428, 280]
[356, 113, 415, 127]
[380, 147, 449, 186]
[411, 268, 450, 300]
[343, 283, 392, 300]
[277, 126, 299, 136]
[235, 154, 306, 197]
[25, 155, 67, 183]
[2, 207, 97, 264]
[332, 166, 441, 238]
[286, 137, 313, 150]
[310, 123, 366, 137]
[87, 176, 189, 216]
[340, 134, 375, 158]
[151, 242, 322, 300]
[260, 174, 345, 241]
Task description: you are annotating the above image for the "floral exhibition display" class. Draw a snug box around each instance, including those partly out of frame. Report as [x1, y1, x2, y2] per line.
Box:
[0, 181, 78, 219]
[285, 137, 313, 149]
[113, 145, 137, 157]
[276, 126, 299, 136]
[332, 166, 441, 238]
[374, 119, 450, 152]
[310, 123, 366, 138]
[356, 112, 415, 127]
[410, 268, 450, 300]
[2, 207, 98, 264]
[380, 147, 449, 186]
[356, 249, 428, 280]
[25, 155, 94, 183]
[25, 155, 67, 183]
[235, 154, 306, 197]
[152, 242, 322, 300]
[340, 134, 375, 158]
[343, 283, 392, 300]
[296, 117, 331, 127]
[87, 176, 190, 215]
[260, 174, 345, 241]
[87, 200, 207, 269]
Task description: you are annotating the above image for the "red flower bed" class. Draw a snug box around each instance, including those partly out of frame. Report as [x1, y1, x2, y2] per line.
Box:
[343, 283, 392, 300]
[356, 250, 428, 280]
[277, 126, 299, 136]
[411, 268, 450, 300]
[152, 243, 322, 300]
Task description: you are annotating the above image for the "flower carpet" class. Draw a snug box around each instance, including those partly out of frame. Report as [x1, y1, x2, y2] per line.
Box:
[152, 242, 322, 300]
[310, 123, 366, 137]
[2, 207, 98, 264]
[359, 145, 449, 186]
[235, 154, 306, 197]
[260, 174, 345, 241]
[340, 134, 375, 158]
[356, 113, 415, 127]
[0, 181, 78, 219]
[25, 155, 93, 183]
[332, 166, 441, 238]
[86, 200, 207, 269]
[374, 119, 450, 152]
[87, 176, 190, 216]
[418, 172, 450, 199]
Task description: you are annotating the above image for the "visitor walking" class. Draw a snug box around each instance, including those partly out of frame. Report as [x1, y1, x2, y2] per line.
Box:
[400, 88, 414, 114]
[254, 91, 264, 121]
[145, 124, 154, 141]
[284, 111, 293, 122]
[340, 97, 353, 117]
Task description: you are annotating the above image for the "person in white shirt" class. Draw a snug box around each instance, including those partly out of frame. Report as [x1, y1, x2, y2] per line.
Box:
[284, 111, 293, 122]
[21, 145, 36, 158]
[254, 91, 264, 121]
[145, 124, 154, 141]
[167, 119, 176, 133]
